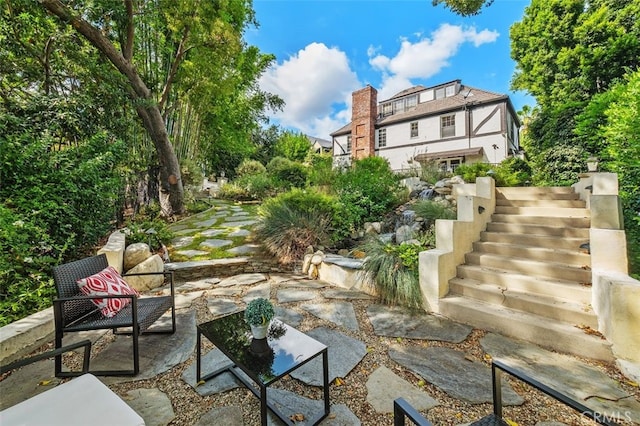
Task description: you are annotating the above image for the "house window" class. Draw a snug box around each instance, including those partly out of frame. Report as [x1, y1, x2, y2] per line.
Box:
[346, 136, 352, 152]
[410, 122, 418, 138]
[382, 103, 393, 117]
[378, 129, 387, 147]
[435, 87, 445, 99]
[406, 95, 417, 108]
[441, 114, 455, 138]
[445, 85, 456, 97]
[393, 100, 404, 114]
[438, 158, 463, 172]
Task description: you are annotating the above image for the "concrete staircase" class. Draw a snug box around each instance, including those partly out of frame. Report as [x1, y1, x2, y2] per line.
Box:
[439, 186, 614, 361]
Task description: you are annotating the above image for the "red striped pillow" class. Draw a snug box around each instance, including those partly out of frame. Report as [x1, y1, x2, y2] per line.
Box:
[77, 266, 139, 318]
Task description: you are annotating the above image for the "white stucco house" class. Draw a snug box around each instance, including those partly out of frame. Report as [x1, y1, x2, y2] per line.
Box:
[330, 80, 522, 172]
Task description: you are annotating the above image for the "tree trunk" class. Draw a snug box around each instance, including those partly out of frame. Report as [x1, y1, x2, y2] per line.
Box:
[134, 104, 184, 216]
[39, 0, 184, 216]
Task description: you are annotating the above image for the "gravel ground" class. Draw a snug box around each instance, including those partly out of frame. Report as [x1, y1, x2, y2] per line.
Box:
[77, 288, 640, 426]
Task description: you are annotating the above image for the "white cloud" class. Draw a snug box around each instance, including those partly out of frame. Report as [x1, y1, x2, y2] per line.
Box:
[259, 42, 359, 139]
[370, 23, 499, 99]
[258, 24, 498, 138]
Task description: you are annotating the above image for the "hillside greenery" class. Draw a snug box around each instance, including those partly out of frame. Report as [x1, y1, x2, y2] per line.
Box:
[2, 0, 638, 324]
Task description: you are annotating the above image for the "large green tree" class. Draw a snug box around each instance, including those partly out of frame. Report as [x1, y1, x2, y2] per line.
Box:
[511, 0, 640, 108]
[431, 0, 493, 16]
[511, 0, 640, 275]
[511, 0, 640, 184]
[36, 0, 279, 217]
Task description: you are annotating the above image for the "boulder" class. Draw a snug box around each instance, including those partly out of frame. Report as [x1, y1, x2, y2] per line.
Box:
[364, 222, 382, 234]
[310, 251, 324, 265]
[124, 254, 165, 292]
[395, 225, 414, 244]
[124, 243, 152, 272]
[302, 254, 312, 274]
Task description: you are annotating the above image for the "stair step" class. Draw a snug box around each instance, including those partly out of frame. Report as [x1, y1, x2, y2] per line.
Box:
[491, 214, 590, 227]
[472, 241, 590, 267]
[496, 187, 578, 200]
[486, 222, 590, 238]
[464, 252, 592, 283]
[494, 206, 590, 217]
[480, 232, 589, 252]
[448, 278, 597, 327]
[497, 186, 576, 194]
[439, 297, 612, 361]
[496, 199, 585, 208]
[456, 264, 592, 303]
[497, 192, 580, 201]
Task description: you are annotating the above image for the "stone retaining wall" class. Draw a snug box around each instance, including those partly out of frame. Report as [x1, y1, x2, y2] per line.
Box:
[164, 257, 292, 282]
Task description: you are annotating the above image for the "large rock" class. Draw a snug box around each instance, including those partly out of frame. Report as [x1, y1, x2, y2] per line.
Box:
[97, 230, 126, 273]
[124, 254, 164, 292]
[124, 242, 152, 271]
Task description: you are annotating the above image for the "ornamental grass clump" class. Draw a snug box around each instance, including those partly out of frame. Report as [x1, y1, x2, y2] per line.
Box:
[244, 297, 275, 326]
[359, 237, 425, 310]
[254, 189, 335, 264]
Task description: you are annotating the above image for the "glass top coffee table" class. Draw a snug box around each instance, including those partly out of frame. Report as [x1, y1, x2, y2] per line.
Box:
[196, 311, 330, 426]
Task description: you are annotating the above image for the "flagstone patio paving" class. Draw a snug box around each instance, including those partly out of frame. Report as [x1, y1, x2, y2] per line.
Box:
[3, 201, 639, 425]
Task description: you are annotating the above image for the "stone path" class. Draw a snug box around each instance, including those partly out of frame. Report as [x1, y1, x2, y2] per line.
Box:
[3, 201, 639, 425]
[168, 201, 261, 261]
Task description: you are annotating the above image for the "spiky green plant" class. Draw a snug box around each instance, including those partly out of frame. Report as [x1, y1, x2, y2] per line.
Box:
[412, 199, 456, 227]
[358, 237, 425, 309]
[255, 199, 333, 264]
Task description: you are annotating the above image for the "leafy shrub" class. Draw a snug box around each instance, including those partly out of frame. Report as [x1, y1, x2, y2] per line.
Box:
[358, 237, 425, 309]
[334, 157, 404, 230]
[0, 118, 125, 324]
[217, 182, 251, 201]
[237, 173, 278, 200]
[180, 158, 205, 188]
[494, 157, 532, 187]
[455, 158, 533, 187]
[266, 157, 307, 189]
[255, 189, 336, 263]
[454, 162, 494, 183]
[185, 198, 214, 215]
[125, 218, 174, 252]
[236, 159, 266, 177]
[306, 153, 335, 187]
[274, 131, 311, 161]
[0, 206, 63, 326]
[533, 144, 586, 186]
[420, 159, 450, 184]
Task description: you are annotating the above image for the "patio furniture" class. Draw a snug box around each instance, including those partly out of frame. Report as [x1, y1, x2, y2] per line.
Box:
[393, 359, 620, 426]
[0, 341, 145, 426]
[196, 311, 330, 425]
[52, 253, 175, 377]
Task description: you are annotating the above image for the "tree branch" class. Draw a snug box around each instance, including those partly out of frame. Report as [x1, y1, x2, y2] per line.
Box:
[39, 0, 150, 100]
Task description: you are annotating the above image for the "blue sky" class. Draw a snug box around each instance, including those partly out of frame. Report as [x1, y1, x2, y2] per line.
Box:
[245, 0, 534, 140]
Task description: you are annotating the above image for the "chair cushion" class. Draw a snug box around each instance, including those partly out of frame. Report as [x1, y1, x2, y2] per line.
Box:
[77, 266, 139, 318]
[0, 374, 146, 426]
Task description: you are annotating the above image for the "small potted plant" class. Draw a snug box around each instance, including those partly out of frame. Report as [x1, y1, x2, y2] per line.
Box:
[244, 298, 275, 340]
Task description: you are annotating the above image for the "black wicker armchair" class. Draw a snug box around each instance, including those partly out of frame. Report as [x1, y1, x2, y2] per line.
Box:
[52, 254, 175, 377]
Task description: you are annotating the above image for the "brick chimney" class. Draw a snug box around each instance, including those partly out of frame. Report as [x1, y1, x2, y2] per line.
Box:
[351, 85, 377, 160]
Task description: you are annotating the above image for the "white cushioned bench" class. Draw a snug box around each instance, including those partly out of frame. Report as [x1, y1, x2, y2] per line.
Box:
[0, 373, 145, 426]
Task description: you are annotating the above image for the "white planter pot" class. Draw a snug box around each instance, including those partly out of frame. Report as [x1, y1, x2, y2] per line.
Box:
[250, 324, 269, 339]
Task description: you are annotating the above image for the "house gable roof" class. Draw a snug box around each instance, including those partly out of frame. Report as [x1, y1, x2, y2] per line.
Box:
[330, 82, 517, 137]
